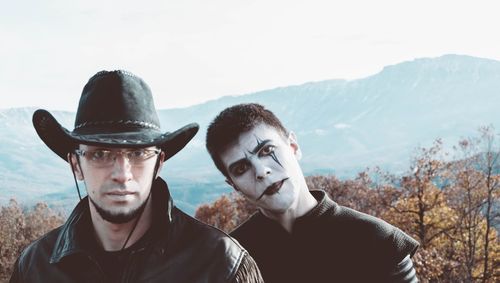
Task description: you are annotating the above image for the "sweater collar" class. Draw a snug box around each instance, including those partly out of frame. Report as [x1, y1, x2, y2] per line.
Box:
[251, 190, 338, 235]
[295, 190, 337, 224]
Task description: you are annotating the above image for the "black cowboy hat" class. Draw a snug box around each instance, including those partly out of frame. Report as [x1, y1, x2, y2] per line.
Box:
[33, 70, 199, 162]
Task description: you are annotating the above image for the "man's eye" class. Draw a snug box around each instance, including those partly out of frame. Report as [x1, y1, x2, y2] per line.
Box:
[129, 150, 146, 158]
[259, 145, 275, 156]
[91, 150, 109, 160]
[232, 163, 248, 175]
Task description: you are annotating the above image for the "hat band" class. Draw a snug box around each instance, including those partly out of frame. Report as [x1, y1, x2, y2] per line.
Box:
[75, 120, 160, 130]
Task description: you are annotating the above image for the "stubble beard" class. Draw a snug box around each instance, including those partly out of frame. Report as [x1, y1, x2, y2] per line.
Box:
[89, 195, 149, 224]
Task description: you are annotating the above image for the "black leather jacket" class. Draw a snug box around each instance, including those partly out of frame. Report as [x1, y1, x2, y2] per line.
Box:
[10, 178, 262, 283]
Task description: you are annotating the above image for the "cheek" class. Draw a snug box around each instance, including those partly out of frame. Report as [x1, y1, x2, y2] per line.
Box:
[136, 170, 155, 184]
[81, 170, 107, 192]
[233, 176, 257, 195]
[266, 154, 288, 172]
[83, 178, 100, 193]
[279, 151, 298, 169]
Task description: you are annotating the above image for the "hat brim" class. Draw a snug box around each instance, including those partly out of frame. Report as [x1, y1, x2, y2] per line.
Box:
[33, 109, 199, 162]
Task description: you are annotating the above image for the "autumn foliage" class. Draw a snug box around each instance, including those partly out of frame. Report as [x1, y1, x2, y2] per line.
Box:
[196, 128, 500, 282]
[0, 200, 64, 282]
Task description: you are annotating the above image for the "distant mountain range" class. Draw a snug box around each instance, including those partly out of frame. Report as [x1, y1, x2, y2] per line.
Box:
[1, 54, 499, 215]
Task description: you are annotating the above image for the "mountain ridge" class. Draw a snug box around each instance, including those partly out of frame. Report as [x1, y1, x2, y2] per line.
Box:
[1, 54, 499, 215]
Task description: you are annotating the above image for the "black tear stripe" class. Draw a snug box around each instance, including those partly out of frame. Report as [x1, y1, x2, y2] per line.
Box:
[270, 151, 283, 168]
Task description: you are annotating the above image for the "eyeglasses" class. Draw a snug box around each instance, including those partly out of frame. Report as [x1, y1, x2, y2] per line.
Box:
[75, 148, 161, 167]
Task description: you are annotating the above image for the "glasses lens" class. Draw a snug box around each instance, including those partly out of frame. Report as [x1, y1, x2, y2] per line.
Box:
[86, 150, 113, 166]
[78, 149, 160, 166]
[126, 149, 158, 163]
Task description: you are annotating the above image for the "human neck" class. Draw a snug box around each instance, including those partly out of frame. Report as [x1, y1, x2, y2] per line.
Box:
[90, 199, 153, 251]
[261, 187, 318, 233]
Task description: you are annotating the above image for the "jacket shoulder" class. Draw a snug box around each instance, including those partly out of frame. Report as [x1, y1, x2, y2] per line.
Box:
[174, 207, 244, 245]
[170, 207, 249, 281]
[13, 226, 62, 277]
[230, 212, 267, 242]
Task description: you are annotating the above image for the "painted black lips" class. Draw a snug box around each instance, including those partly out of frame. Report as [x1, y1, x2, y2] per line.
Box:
[257, 178, 289, 200]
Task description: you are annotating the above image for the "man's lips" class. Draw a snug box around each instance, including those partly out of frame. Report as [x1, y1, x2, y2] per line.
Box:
[106, 191, 135, 196]
[257, 178, 289, 201]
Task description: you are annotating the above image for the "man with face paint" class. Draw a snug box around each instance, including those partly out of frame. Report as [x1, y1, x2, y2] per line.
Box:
[206, 103, 420, 283]
[10, 71, 263, 283]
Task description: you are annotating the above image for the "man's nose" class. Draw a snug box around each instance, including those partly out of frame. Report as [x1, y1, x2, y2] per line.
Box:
[253, 159, 271, 181]
[111, 155, 133, 183]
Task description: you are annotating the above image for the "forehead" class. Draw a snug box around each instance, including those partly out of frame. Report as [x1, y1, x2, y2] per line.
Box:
[220, 124, 285, 163]
[239, 123, 284, 143]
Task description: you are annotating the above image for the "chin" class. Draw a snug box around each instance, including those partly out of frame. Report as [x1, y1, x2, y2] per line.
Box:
[91, 196, 147, 224]
[103, 205, 145, 224]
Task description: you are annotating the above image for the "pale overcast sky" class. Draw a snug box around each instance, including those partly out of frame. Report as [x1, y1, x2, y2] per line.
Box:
[1, 0, 499, 111]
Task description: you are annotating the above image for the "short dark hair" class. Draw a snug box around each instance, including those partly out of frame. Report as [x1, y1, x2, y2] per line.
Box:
[206, 103, 288, 178]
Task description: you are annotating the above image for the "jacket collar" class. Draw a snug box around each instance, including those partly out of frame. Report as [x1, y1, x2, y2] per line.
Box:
[50, 177, 173, 264]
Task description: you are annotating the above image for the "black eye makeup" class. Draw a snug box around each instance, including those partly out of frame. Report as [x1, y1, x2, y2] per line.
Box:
[229, 158, 251, 176]
[253, 136, 284, 168]
[268, 147, 283, 168]
[259, 144, 275, 156]
[228, 135, 285, 176]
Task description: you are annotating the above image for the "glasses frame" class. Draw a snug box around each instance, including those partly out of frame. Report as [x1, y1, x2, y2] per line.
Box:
[74, 148, 161, 167]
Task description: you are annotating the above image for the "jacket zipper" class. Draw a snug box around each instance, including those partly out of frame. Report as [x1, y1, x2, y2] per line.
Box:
[120, 246, 147, 282]
[86, 254, 107, 282]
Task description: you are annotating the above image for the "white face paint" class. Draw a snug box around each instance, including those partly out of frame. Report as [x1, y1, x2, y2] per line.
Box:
[220, 123, 304, 216]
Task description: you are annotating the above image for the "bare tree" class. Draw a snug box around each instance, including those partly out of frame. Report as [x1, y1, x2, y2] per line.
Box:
[476, 127, 500, 283]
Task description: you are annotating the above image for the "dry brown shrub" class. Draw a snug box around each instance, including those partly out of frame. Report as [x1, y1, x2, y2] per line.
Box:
[0, 199, 64, 282]
[195, 193, 257, 233]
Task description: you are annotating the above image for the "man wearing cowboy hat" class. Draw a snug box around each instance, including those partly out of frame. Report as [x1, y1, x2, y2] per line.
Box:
[10, 71, 263, 282]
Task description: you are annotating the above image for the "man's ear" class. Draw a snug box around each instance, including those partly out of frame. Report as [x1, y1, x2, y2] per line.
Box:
[225, 178, 239, 191]
[68, 153, 84, 180]
[155, 151, 166, 179]
[288, 131, 302, 160]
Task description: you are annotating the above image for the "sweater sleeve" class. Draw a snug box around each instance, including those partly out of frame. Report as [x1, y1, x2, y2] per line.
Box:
[231, 252, 264, 283]
[387, 255, 419, 283]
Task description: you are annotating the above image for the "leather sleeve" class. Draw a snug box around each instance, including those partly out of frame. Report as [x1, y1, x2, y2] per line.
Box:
[9, 257, 22, 283]
[232, 252, 264, 283]
[388, 255, 419, 283]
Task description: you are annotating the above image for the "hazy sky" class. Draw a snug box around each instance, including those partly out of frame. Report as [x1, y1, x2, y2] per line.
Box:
[1, 0, 499, 111]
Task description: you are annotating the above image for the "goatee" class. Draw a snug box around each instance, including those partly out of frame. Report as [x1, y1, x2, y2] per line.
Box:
[89, 196, 149, 224]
